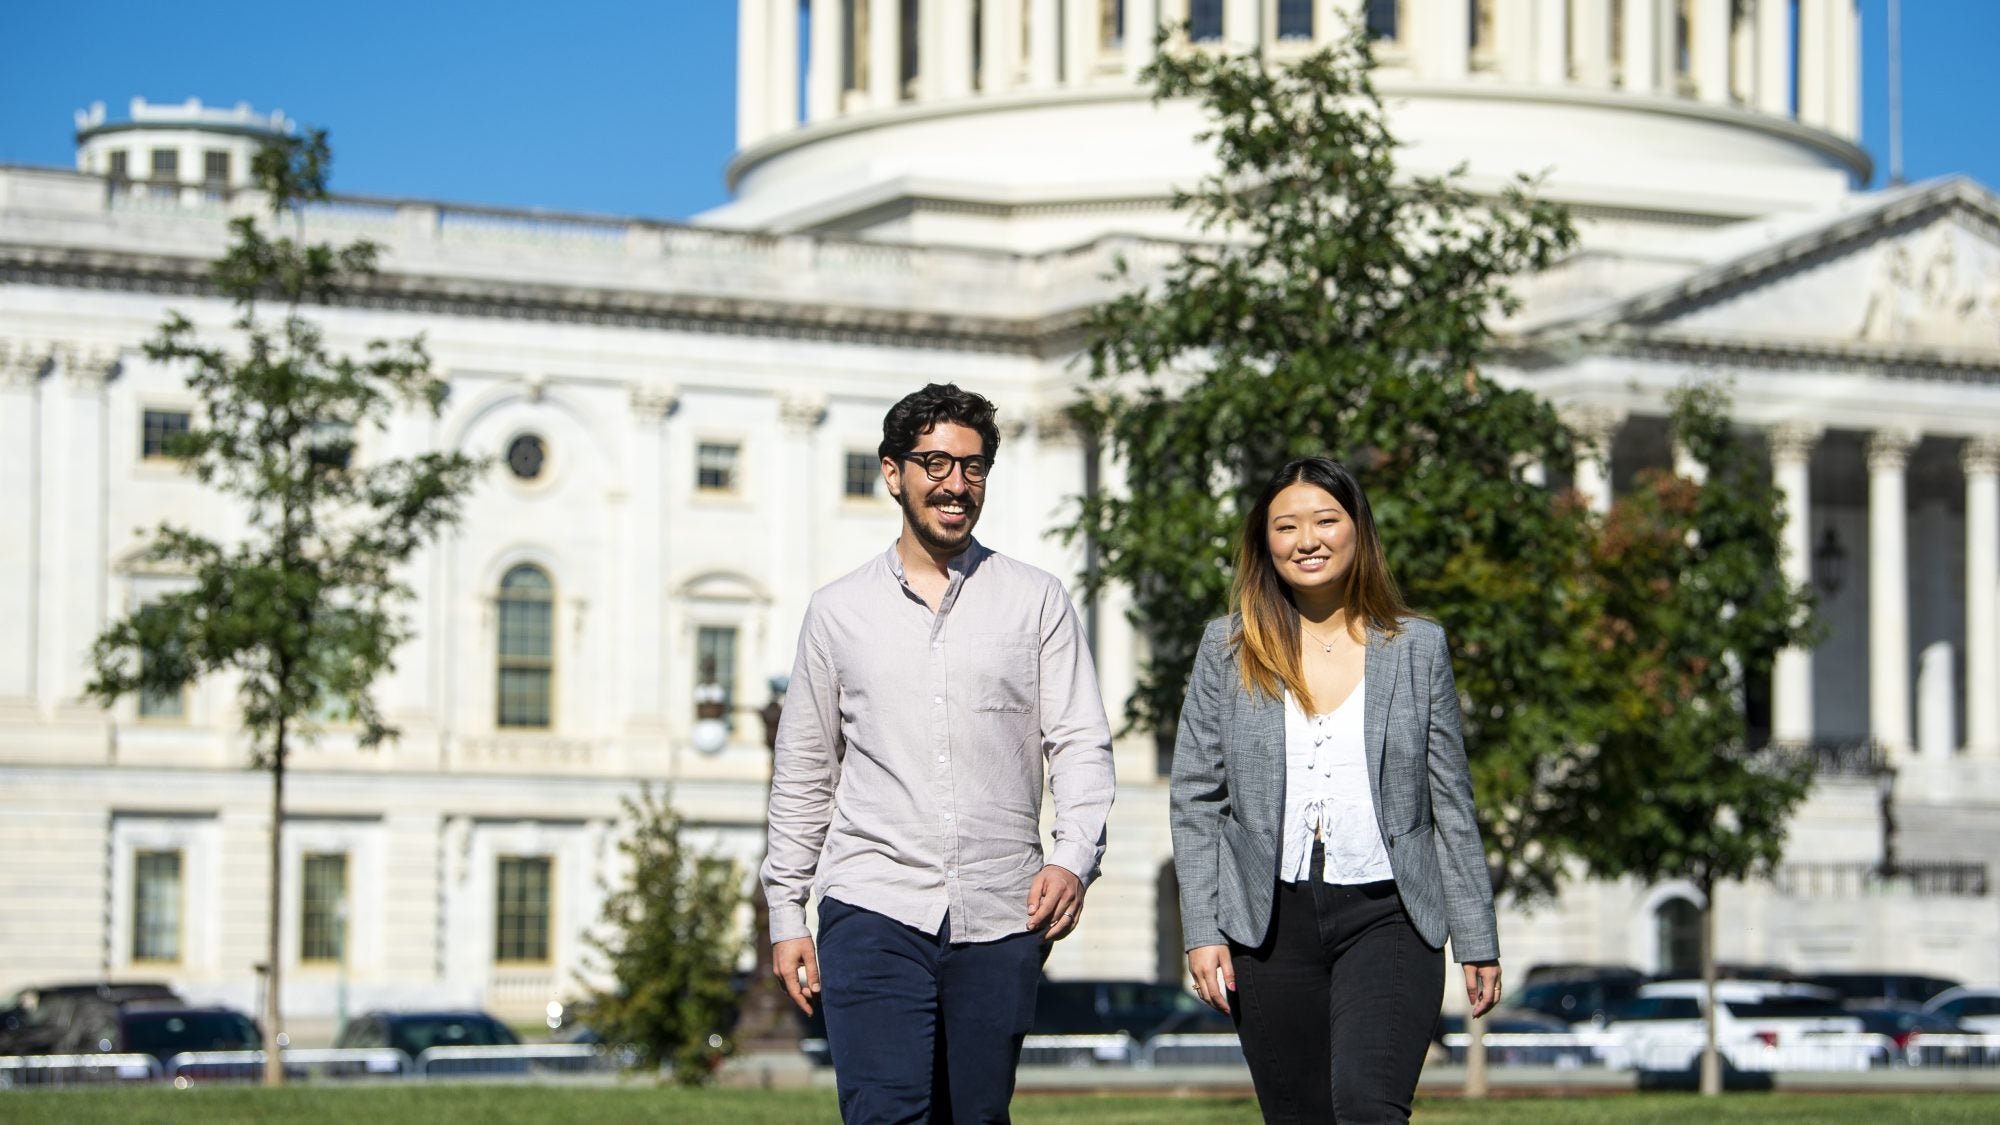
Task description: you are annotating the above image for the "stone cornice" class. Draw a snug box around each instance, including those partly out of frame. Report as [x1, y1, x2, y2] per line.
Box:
[0, 241, 1065, 354]
[1514, 325, 2000, 385]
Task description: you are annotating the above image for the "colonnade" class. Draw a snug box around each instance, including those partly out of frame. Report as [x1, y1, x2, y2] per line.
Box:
[737, 1, 1861, 149]
[1568, 410, 2000, 765]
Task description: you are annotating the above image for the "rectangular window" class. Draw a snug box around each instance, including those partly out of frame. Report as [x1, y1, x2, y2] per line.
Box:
[150, 148, 178, 180]
[844, 451, 879, 498]
[1277, 0, 1314, 40]
[203, 150, 230, 183]
[142, 409, 192, 460]
[1471, 0, 1495, 50]
[497, 575, 554, 730]
[1100, 0, 1123, 49]
[1189, 0, 1223, 41]
[134, 604, 187, 720]
[495, 856, 552, 964]
[107, 150, 129, 181]
[696, 442, 739, 493]
[301, 853, 347, 963]
[696, 625, 739, 720]
[133, 850, 183, 963]
[1365, 0, 1400, 41]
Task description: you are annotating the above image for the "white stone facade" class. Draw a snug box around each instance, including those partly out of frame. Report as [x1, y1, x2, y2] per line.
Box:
[3, 2, 1998, 1039]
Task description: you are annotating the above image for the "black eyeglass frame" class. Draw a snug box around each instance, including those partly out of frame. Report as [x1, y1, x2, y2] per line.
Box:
[895, 450, 994, 483]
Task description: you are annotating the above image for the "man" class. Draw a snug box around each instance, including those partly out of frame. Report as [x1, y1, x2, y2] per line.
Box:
[762, 383, 1115, 1123]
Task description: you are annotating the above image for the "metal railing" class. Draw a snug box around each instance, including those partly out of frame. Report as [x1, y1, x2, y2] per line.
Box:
[1600, 1032, 1893, 1073]
[0, 1053, 160, 1088]
[1905, 1033, 2000, 1070]
[412, 1043, 620, 1079]
[1771, 861, 1990, 898]
[1441, 1031, 1617, 1068]
[1018, 1034, 1138, 1068]
[1140, 1033, 1246, 1069]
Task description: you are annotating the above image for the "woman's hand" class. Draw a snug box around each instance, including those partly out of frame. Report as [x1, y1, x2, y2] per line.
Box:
[1188, 945, 1236, 1015]
[1464, 960, 1502, 1017]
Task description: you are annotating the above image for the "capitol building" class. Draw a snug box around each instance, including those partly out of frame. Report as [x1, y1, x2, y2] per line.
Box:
[3, 1, 1997, 1037]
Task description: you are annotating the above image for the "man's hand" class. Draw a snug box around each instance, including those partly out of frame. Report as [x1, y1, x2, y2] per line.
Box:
[773, 936, 821, 1015]
[1026, 865, 1084, 940]
[1188, 945, 1235, 1015]
[1464, 960, 1502, 1018]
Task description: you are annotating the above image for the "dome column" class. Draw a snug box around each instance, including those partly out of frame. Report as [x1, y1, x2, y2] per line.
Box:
[1798, 0, 1831, 129]
[868, 0, 900, 107]
[807, 0, 843, 122]
[1573, 0, 1613, 88]
[1620, 0, 1658, 94]
[1692, 0, 1732, 104]
[1028, 0, 1060, 87]
[982, 0, 1020, 94]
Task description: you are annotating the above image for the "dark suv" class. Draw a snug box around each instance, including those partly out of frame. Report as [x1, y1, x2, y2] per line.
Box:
[1512, 968, 1647, 1027]
[57, 1002, 262, 1067]
[0, 981, 183, 1055]
[1030, 978, 1231, 1039]
[336, 1010, 520, 1058]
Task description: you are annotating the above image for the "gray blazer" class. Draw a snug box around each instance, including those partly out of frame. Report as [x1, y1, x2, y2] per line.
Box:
[1169, 614, 1499, 963]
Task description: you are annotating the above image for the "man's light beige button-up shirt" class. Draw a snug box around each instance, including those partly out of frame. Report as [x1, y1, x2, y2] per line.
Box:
[761, 540, 1116, 945]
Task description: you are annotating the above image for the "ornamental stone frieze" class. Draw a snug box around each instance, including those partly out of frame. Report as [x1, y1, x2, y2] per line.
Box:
[629, 384, 681, 420]
[778, 392, 827, 432]
[1032, 404, 1085, 447]
[1865, 428, 1920, 471]
[1963, 435, 2000, 475]
[1766, 424, 1824, 466]
[0, 341, 50, 385]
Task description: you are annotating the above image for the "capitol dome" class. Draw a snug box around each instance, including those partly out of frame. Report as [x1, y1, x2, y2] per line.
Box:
[707, 1, 1869, 252]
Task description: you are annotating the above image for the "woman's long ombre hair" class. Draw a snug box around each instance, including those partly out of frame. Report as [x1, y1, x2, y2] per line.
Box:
[1231, 457, 1413, 710]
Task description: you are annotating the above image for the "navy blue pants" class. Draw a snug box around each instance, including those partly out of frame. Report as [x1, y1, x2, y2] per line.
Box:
[817, 897, 1049, 1124]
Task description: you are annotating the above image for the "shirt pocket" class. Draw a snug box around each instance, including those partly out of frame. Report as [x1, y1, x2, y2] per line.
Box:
[965, 631, 1037, 713]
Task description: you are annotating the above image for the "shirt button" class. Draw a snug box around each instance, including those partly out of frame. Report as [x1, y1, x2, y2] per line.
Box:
[943, 812, 953, 821]
[947, 869, 957, 879]
[933, 695, 943, 704]
[936, 754, 946, 764]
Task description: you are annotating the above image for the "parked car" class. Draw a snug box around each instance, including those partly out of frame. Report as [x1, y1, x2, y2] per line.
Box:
[1809, 972, 1960, 1005]
[1843, 1000, 1964, 1063]
[1922, 986, 2000, 1033]
[1030, 978, 1231, 1040]
[0, 981, 185, 1056]
[57, 1002, 262, 1068]
[1596, 980, 1866, 1072]
[1512, 972, 1647, 1027]
[1520, 963, 1643, 988]
[335, 1010, 520, 1058]
[1436, 1007, 1593, 1066]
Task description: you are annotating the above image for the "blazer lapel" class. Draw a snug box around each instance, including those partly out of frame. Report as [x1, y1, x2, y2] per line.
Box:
[1363, 627, 1402, 790]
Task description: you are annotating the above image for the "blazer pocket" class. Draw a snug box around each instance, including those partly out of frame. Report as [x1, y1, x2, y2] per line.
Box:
[967, 632, 1037, 713]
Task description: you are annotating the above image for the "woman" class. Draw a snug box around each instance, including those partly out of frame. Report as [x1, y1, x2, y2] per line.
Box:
[1170, 457, 1501, 1124]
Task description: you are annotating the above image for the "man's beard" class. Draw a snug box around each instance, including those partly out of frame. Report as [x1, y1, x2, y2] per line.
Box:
[898, 485, 979, 556]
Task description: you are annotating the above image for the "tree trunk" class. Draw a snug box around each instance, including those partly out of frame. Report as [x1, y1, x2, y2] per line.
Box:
[1464, 1006, 1490, 1099]
[1699, 882, 1721, 1096]
[263, 721, 287, 1087]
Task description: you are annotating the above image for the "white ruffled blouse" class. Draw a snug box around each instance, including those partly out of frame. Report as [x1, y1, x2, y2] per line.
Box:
[1280, 679, 1394, 885]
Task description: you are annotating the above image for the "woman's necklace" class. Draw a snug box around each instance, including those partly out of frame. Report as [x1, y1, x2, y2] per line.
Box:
[1299, 618, 1342, 654]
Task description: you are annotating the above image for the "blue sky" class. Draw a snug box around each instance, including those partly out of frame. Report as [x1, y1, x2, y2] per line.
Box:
[1, 2, 1992, 221]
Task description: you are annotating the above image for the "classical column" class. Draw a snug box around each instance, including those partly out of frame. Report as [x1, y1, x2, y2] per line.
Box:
[1425, 0, 1471, 80]
[1064, 0, 1097, 85]
[776, 393, 828, 682]
[1572, 0, 1613, 88]
[1222, 0, 1259, 52]
[0, 345, 42, 704]
[738, 0, 771, 147]
[869, 0, 900, 106]
[1754, 0, 1790, 114]
[1867, 430, 1917, 762]
[769, 0, 802, 132]
[1027, 0, 1060, 86]
[1124, 0, 1158, 81]
[1565, 406, 1623, 514]
[1692, 0, 1731, 103]
[42, 348, 113, 713]
[627, 386, 680, 731]
[1621, 0, 1657, 93]
[937, 0, 973, 98]
[981, 0, 1019, 94]
[1965, 437, 2000, 759]
[1826, 0, 1858, 137]
[920, 0, 950, 99]
[1769, 426, 1821, 744]
[1531, 0, 1567, 84]
[1796, 0, 1830, 128]
[807, 0, 843, 121]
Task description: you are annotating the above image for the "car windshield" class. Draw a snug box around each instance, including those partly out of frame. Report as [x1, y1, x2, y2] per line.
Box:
[124, 1011, 259, 1054]
[390, 1016, 516, 1054]
[1724, 997, 1848, 1018]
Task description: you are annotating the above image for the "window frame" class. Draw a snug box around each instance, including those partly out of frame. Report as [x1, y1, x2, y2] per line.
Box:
[131, 848, 184, 965]
[141, 408, 193, 462]
[300, 852, 349, 965]
[495, 564, 556, 730]
[493, 854, 554, 966]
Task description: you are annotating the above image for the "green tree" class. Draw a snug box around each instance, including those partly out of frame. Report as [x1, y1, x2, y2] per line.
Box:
[84, 132, 482, 1086]
[1569, 384, 1817, 1095]
[579, 785, 747, 1085]
[1070, 28, 1600, 908]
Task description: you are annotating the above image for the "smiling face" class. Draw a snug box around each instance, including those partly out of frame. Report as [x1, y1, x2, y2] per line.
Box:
[884, 421, 987, 558]
[1264, 481, 1356, 600]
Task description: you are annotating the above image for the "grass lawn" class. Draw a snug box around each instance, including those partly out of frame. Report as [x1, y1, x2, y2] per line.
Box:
[3, 1086, 2000, 1124]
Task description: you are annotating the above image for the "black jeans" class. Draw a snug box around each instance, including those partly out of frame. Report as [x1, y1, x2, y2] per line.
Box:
[817, 897, 1050, 1125]
[1230, 860, 1445, 1124]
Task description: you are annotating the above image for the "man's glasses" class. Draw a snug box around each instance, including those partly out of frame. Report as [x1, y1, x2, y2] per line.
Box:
[897, 450, 993, 483]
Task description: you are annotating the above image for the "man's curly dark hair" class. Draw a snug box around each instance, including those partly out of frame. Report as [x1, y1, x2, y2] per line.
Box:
[878, 383, 1002, 462]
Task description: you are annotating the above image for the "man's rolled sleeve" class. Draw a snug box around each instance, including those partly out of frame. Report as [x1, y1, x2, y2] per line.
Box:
[1038, 582, 1115, 887]
[760, 607, 843, 944]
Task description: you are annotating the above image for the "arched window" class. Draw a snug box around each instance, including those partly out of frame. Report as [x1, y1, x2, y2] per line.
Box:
[1655, 897, 1702, 976]
[1365, 0, 1401, 42]
[497, 565, 554, 729]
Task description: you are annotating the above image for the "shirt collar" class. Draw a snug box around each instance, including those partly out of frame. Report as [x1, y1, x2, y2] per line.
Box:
[884, 537, 988, 582]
